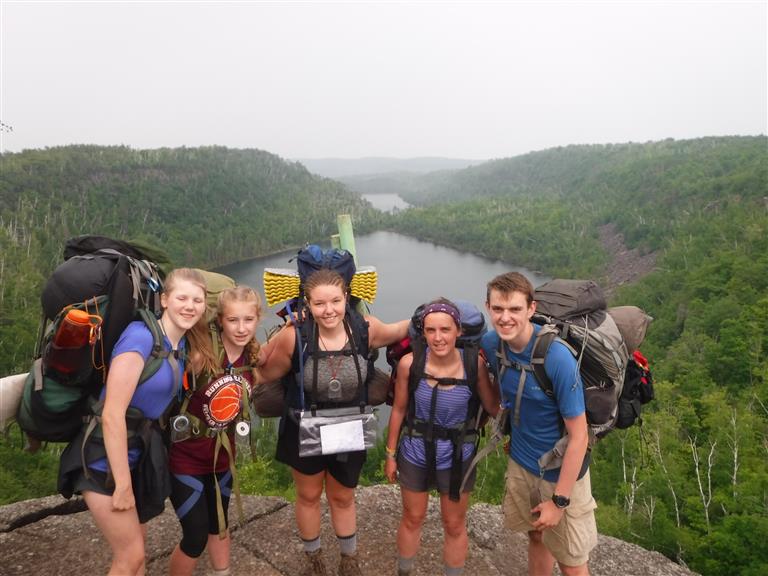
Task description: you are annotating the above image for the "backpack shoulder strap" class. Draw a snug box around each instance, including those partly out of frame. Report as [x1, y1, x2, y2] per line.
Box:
[136, 309, 183, 395]
[408, 337, 428, 395]
[462, 342, 479, 394]
[531, 325, 558, 398]
[531, 324, 579, 401]
[345, 306, 371, 359]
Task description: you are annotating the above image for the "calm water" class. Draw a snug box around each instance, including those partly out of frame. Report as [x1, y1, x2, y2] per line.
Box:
[362, 193, 410, 212]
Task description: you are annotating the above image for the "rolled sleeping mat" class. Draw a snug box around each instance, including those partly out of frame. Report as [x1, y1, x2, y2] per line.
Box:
[0, 372, 28, 432]
[263, 266, 378, 308]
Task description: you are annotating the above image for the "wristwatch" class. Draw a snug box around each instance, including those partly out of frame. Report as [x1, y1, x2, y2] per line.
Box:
[551, 494, 571, 509]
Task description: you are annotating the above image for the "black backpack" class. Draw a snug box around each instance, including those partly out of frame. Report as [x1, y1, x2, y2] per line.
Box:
[16, 236, 168, 444]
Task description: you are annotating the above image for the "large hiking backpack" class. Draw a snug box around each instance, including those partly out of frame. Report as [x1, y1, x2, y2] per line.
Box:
[255, 244, 383, 417]
[16, 236, 166, 444]
[495, 279, 652, 472]
[389, 299, 488, 501]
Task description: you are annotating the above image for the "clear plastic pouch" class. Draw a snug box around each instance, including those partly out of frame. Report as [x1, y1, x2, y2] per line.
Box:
[298, 406, 377, 457]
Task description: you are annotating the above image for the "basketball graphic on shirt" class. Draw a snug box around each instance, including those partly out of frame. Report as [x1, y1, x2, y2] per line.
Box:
[201, 374, 249, 429]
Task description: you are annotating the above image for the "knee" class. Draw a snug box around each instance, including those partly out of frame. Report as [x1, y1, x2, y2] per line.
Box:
[114, 540, 146, 573]
[559, 563, 589, 576]
[528, 530, 545, 545]
[296, 486, 323, 508]
[180, 530, 208, 559]
[327, 490, 355, 512]
[401, 510, 425, 532]
[442, 516, 466, 540]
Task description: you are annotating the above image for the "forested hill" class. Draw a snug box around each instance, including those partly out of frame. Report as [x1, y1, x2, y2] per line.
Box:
[0, 145, 379, 373]
[399, 136, 767, 206]
[391, 136, 767, 279]
[388, 135, 768, 576]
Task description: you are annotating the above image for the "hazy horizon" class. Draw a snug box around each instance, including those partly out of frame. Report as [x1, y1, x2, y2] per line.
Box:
[1, 2, 765, 159]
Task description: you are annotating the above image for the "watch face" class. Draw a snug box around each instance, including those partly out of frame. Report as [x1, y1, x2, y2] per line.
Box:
[552, 494, 570, 508]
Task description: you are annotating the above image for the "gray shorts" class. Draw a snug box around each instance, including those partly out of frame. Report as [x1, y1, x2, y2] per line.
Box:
[397, 454, 476, 494]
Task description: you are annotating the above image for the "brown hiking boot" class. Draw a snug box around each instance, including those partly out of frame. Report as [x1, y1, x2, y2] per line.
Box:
[302, 549, 328, 576]
[338, 552, 363, 576]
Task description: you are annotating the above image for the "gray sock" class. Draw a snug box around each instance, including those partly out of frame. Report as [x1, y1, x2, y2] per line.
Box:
[337, 532, 357, 555]
[444, 565, 464, 576]
[302, 535, 322, 553]
[398, 555, 416, 573]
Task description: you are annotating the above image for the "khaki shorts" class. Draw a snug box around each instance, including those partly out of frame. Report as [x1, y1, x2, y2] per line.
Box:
[502, 458, 598, 567]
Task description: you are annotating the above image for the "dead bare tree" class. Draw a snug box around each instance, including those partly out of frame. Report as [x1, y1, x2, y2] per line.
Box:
[641, 496, 657, 532]
[725, 408, 740, 499]
[689, 435, 717, 535]
[651, 429, 681, 528]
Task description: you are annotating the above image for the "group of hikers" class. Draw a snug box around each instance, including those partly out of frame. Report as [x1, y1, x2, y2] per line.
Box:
[61, 267, 597, 576]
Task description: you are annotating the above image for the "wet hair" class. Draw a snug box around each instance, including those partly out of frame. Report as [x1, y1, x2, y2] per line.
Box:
[217, 285, 263, 368]
[486, 272, 534, 305]
[303, 269, 348, 302]
[420, 297, 461, 329]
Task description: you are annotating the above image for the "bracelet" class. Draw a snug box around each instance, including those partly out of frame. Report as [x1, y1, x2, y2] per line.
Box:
[385, 446, 396, 458]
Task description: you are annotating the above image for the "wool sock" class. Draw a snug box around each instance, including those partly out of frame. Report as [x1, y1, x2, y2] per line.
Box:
[397, 555, 416, 573]
[302, 535, 322, 554]
[444, 565, 464, 576]
[337, 532, 357, 556]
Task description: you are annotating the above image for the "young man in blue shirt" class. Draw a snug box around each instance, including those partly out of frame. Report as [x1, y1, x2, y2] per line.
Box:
[482, 272, 597, 576]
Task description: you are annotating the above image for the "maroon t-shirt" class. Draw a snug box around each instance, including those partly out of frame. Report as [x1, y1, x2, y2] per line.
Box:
[169, 353, 252, 475]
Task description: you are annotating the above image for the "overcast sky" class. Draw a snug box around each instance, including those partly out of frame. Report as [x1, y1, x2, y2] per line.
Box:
[1, 1, 765, 160]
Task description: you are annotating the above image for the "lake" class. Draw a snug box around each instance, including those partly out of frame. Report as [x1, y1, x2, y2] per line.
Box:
[362, 193, 410, 213]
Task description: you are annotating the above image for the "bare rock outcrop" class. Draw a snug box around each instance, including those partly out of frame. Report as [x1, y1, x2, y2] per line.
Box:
[598, 223, 657, 296]
[0, 485, 696, 576]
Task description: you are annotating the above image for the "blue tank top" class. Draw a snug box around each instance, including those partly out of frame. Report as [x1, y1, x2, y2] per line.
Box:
[399, 350, 475, 470]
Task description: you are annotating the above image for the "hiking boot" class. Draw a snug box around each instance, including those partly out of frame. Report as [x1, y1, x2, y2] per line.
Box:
[302, 549, 328, 576]
[338, 552, 363, 576]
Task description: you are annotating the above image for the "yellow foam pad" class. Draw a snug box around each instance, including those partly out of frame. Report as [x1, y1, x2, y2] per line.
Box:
[263, 266, 378, 307]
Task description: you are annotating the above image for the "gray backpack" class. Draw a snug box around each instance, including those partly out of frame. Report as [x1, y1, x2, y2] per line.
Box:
[499, 280, 635, 472]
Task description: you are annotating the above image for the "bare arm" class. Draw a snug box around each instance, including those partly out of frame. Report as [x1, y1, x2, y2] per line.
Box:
[532, 412, 589, 530]
[385, 354, 413, 483]
[255, 324, 296, 383]
[476, 355, 500, 417]
[367, 316, 410, 349]
[101, 351, 144, 511]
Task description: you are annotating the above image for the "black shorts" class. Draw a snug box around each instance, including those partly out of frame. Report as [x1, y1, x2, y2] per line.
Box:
[275, 415, 366, 488]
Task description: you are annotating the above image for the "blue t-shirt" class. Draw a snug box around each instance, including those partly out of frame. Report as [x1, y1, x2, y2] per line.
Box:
[89, 320, 185, 471]
[481, 325, 584, 482]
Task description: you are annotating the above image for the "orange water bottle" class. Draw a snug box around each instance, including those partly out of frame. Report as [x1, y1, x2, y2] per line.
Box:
[47, 309, 99, 374]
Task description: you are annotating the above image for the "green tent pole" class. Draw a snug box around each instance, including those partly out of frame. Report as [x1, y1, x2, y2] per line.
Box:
[337, 214, 357, 265]
[335, 214, 369, 315]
